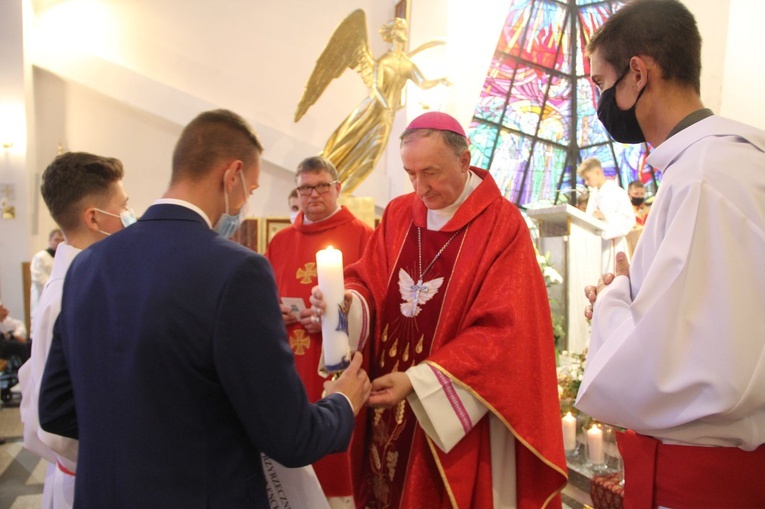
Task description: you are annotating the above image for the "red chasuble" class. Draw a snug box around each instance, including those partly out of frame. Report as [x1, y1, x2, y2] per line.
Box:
[265, 206, 373, 497]
[345, 169, 567, 508]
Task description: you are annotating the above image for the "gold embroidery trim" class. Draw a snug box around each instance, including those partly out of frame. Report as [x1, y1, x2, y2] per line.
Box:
[423, 360, 568, 507]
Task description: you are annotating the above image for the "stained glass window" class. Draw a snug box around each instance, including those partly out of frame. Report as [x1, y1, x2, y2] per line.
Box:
[468, 0, 659, 207]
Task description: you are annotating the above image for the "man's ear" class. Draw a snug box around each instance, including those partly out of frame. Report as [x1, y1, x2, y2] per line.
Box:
[220, 160, 243, 192]
[459, 149, 471, 171]
[630, 55, 654, 90]
[83, 207, 100, 232]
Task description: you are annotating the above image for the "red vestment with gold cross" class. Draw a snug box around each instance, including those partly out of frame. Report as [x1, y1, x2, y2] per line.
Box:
[265, 206, 373, 497]
[345, 169, 567, 508]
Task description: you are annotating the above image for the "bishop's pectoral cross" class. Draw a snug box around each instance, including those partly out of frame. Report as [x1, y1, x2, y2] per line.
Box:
[398, 268, 444, 318]
[410, 279, 429, 316]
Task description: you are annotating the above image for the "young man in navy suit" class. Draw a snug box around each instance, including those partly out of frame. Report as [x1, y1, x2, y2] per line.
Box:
[39, 109, 371, 508]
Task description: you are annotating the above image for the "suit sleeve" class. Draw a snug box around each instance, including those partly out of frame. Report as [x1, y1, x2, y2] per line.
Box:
[38, 316, 79, 440]
[213, 255, 354, 468]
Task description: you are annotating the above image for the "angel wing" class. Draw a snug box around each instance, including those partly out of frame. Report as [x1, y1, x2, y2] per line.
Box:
[294, 9, 375, 122]
[398, 268, 444, 317]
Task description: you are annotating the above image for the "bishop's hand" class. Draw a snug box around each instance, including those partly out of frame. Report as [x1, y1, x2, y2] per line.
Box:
[368, 372, 414, 409]
[309, 286, 352, 322]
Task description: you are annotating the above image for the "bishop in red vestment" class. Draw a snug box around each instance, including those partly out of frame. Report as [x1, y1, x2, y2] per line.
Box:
[265, 156, 373, 503]
[312, 113, 567, 508]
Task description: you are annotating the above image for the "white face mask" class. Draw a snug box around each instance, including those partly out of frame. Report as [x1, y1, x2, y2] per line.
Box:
[94, 207, 137, 236]
[289, 210, 299, 224]
[213, 171, 249, 238]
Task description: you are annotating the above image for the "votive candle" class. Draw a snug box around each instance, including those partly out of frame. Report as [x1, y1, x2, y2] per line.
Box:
[587, 425, 605, 465]
[562, 412, 577, 452]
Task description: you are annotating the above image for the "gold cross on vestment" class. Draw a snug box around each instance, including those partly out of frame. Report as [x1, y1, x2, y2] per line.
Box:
[296, 262, 317, 284]
[290, 329, 311, 355]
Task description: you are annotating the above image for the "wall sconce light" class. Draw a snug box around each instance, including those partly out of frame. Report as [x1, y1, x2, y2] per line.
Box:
[0, 102, 24, 151]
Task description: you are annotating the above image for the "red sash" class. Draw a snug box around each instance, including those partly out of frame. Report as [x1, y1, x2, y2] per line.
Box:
[617, 429, 765, 508]
[57, 460, 76, 476]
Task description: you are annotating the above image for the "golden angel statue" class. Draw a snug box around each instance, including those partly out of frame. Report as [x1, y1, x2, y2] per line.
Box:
[295, 10, 450, 195]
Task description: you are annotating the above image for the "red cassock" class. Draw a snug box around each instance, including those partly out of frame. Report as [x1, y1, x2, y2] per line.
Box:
[345, 168, 567, 508]
[265, 206, 373, 498]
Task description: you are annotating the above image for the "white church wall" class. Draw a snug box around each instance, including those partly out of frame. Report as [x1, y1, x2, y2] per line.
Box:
[720, 0, 765, 128]
[30, 0, 394, 225]
[0, 0, 32, 318]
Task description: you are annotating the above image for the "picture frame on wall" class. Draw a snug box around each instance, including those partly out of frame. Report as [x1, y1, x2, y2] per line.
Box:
[264, 217, 292, 250]
[230, 217, 260, 253]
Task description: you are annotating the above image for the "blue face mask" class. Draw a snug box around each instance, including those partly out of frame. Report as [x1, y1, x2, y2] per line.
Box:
[214, 171, 249, 238]
[94, 207, 137, 236]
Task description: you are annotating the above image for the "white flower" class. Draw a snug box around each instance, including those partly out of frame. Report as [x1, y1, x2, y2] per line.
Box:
[543, 266, 563, 285]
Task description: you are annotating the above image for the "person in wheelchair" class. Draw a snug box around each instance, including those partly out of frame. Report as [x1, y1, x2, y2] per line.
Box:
[0, 301, 29, 364]
[1, 301, 28, 406]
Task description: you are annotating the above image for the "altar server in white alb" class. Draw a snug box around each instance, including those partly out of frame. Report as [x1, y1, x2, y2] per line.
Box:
[18, 152, 132, 509]
[29, 228, 64, 326]
[576, 157, 634, 274]
[575, 0, 765, 507]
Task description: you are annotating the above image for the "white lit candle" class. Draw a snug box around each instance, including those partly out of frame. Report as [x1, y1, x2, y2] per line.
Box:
[316, 246, 350, 372]
[587, 425, 605, 465]
[562, 412, 577, 452]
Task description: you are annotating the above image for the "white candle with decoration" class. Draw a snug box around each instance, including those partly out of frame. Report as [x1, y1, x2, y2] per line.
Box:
[587, 424, 605, 465]
[562, 412, 577, 452]
[316, 246, 350, 372]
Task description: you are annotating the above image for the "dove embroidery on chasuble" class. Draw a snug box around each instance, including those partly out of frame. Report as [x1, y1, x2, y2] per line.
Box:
[364, 224, 467, 509]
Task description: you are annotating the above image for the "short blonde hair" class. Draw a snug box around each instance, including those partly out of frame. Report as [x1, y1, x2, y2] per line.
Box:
[576, 157, 602, 177]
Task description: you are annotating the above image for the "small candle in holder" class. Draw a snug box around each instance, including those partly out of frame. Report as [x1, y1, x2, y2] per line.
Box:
[316, 246, 350, 372]
[587, 425, 605, 465]
[562, 412, 577, 452]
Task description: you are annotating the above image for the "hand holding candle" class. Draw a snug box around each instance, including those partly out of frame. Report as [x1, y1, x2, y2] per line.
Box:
[316, 246, 351, 372]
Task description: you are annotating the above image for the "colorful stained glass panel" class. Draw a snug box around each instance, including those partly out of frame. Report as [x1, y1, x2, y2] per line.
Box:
[468, 0, 658, 206]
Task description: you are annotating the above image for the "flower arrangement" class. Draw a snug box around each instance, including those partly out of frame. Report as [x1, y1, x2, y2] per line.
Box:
[535, 246, 566, 346]
[536, 250, 564, 287]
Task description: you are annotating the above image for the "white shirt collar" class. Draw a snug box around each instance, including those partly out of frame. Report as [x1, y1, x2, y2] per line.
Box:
[426, 170, 480, 231]
[303, 205, 342, 225]
[152, 198, 212, 228]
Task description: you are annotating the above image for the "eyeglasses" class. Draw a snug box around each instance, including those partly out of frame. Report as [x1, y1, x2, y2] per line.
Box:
[296, 181, 339, 196]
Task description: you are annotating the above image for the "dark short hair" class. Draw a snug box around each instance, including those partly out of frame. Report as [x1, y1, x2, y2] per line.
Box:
[399, 129, 469, 158]
[628, 180, 645, 190]
[171, 109, 263, 183]
[587, 0, 701, 93]
[41, 152, 125, 232]
[48, 228, 63, 239]
[295, 155, 338, 181]
[288, 188, 299, 200]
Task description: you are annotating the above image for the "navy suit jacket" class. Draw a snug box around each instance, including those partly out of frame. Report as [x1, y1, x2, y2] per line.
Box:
[39, 204, 354, 508]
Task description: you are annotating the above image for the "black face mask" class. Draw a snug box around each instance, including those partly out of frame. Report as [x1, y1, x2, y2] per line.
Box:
[631, 196, 645, 206]
[597, 67, 646, 144]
